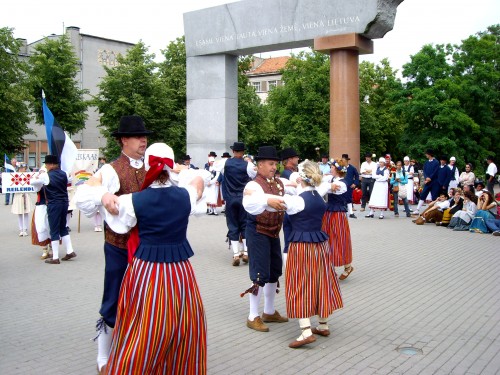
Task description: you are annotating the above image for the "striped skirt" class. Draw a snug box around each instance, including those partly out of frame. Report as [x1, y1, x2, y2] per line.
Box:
[321, 211, 353, 267]
[285, 241, 343, 318]
[105, 258, 207, 375]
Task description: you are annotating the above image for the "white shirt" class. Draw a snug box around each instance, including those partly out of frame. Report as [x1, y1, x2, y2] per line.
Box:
[486, 163, 497, 178]
[360, 161, 376, 178]
[242, 177, 294, 215]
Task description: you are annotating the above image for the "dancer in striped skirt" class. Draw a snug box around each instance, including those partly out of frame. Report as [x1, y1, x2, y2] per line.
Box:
[284, 161, 343, 348]
[320, 159, 354, 280]
[94, 143, 207, 375]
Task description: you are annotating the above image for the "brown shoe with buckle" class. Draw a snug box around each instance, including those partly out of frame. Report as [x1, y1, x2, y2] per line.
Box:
[311, 327, 330, 337]
[45, 258, 60, 264]
[61, 252, 77, 261]
[247, 317, 269, 332]
[232, 256, 240, 266]
[339, 266, 353, 280]
[262, 310, 289, 323]
[288, 334, 316, 348]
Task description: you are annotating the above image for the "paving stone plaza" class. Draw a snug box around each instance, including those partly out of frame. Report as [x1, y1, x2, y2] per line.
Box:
[0, 199, 498, 374]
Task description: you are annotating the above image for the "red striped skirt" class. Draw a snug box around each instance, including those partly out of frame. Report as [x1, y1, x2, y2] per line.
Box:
[105, 258, 207, 375]
[285, 241, 343, 319]
[321, 211, 353, 267]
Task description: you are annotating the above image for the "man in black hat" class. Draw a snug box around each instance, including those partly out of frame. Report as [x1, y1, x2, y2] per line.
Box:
[341, 154, 360, 218]
[413, 149, 440, 216]
[75, 115, 152, 373]
[204, 151, 218, 170]
[31, 155, 76, 264]
[281, 147, 299, 180]
[221, 142, 257, 266]
[182, 155, 198, 170]
[318, 154, 331, 175]
[242, 145, 288, 332]
[359, 152, 376, 212]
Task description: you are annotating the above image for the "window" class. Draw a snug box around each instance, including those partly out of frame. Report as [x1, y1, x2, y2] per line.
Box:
[251, 81, 261, 92]
[268, 80, 278, 90]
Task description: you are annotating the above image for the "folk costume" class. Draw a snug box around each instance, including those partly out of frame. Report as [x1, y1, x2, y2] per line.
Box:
[367, 158, 390, 219]
[319, 161, 354, 279]
[414, 150, 440, 215]
[102, 143, 206, 375]
[403, 157, 416, 204]
[342, 154, 360, 218]
[31, 171, 52, 259]
[448, 157, 460, 190]
[31, 155, 76, 264]
[221, 142, 256, 265]
[242, 146, 289, 333]
[75, 115, 151, 372]
[11, 191, 32, 236]
[204, 156, 220, 215]
[280, 148, 299, 254]
[283, 168, 343, 348]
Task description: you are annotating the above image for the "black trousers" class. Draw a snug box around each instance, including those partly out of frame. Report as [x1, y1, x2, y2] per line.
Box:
[361, 178, 374, 208]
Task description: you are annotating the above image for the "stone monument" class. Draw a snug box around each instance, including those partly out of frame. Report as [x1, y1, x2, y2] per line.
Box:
[184, 0, 403, 167]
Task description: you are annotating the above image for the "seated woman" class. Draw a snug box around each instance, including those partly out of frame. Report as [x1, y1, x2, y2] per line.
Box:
[448, 191, 478, 231]
[469, 191, 498, 233]
[436, 189, 464, 227]
[413, 192, 449, 225]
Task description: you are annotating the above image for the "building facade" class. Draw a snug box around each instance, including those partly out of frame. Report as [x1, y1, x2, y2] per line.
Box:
[246, 56, 289, 102]
[16, 27, 134, 169]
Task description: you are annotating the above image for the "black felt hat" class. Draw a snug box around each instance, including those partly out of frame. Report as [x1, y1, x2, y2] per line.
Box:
[341, 153, 350, 160]
[222, 152, 231, 158]
[44, 155, 59, 164]
[255, 146, 280, 161]
[364, 152, 372, 158]
[182, 155, 192, 161]
[280, 147, 299, 161]
[111, 115, 153, 137]
[425, 149, 435, 157]
[208, 151, 217, 157]
[230, 142, 246, 151]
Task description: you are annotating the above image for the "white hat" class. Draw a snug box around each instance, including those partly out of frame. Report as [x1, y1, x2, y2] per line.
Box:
[450, 156, 456, 161]
[404, 156, 410, 161]
[144, 143, 175, 171]
[379, 157, 386, 163]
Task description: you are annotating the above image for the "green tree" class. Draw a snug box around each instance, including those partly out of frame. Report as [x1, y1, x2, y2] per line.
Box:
[28, 34, 88, 135]
[359, 59, 404, 159]
[94, 41, 175, 160]
[0, 27, 33, 158]
[395, 25, 500, 171]
[237, 56, 274, 155]
[266, 50, 330, 160]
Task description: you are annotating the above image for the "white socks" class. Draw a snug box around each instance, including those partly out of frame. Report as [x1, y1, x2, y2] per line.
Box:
[317, 317, 329, 331]
[231, 240, 240, 256]
[369, 209, 374, 216]
[51, 240, 60, 260]
[62, 235, 74, 254]
[347, 203, 354, 215]
[97, 326, 113, 371]
[17, 214, 28, 231]
[297, 318, 312, 340]
[248, 286, 262, 321]
[416, 200, 424, 212]
[263, 282, 277, 315]
[242, 239, 247, 255]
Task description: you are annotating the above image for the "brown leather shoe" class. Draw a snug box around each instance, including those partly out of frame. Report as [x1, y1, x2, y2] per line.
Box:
[288, 334, 316, 348]
[61, 252, 77, 261]
[262, 310, 289, 323]
[241, 254, 249, 263]
[339, 266, 353, 280]
[45, 258, 60, 264]
[232, 256, 240, 266]
[247, 317, 269, 332]
[311, 327, 330, 337]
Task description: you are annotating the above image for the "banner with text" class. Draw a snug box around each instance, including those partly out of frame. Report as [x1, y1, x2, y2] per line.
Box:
[1, 172, 37, 193]
[72, 149, 99, 187]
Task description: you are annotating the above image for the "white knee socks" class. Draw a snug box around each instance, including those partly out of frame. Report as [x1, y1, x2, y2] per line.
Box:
[61, 235, 74, 254]
[231, 240, 240, 256]
[248, 286, 262, 321]
[51, 240, 60, 260]
[347, 203, 354, 215]
[97, 326, 113, 371]
[263, 282, 277, 315]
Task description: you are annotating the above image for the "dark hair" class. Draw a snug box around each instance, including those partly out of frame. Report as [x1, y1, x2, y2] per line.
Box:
[156, 170, 170, 185]
[464, 190, 475, 200]
[481, 191, 494, 205]
[465, 163, 473, 170]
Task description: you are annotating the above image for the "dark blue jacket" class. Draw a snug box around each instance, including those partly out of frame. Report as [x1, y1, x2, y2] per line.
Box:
[423, 158, 440, 181]
[223, 158, 251, 198]
[437, 164, 452, 189]
[45, 169, 69, 204]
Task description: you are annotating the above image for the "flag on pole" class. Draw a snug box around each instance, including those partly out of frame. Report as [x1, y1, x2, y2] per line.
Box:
[4, 154, 15, 172]
[42, 91, 78, 174]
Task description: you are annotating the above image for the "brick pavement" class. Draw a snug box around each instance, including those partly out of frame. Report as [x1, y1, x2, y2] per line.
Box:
[0, 197, 498, 374]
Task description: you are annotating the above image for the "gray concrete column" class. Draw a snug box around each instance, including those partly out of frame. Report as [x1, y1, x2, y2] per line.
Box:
[186, 54, 238, 167]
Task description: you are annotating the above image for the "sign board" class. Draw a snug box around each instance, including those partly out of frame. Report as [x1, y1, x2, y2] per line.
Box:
[1, 172, 37, 193]
[72, 149, 99, 187]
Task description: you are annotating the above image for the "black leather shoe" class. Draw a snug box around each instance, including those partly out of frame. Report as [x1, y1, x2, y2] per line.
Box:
[365, 214, 374, 218]
[349, 214, 357, 219]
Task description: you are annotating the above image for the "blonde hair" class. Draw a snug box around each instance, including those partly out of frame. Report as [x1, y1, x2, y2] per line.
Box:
[300, 161, 322, 187]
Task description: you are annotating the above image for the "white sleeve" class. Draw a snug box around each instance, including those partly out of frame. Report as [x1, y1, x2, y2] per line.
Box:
[283, 194, 305, 215]
[101, 193, 136, 234]
[31, 172, 50, 187]
[75, 165, 120, 217]
[242, 181, 280, 215]
[247, 162, 257, 179]
[185, 185, 199, 215]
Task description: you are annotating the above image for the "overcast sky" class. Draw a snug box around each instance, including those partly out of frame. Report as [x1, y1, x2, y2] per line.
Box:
[2, 0, 498, 73]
